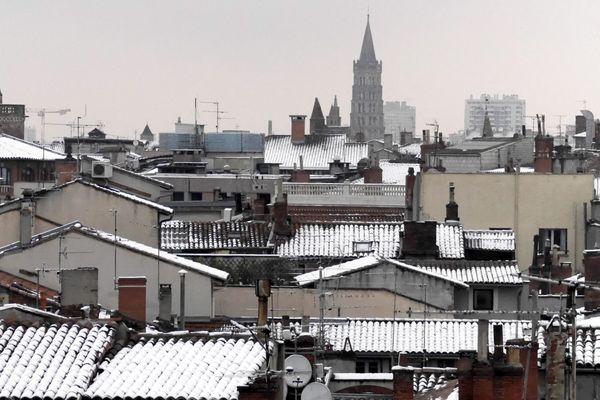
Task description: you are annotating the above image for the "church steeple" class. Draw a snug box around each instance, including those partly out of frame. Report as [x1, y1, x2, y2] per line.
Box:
[327, 95, 341, 127]
[350, 16, 384, 142]
[358, 15, 377, 64]
[310, 97, 326, 134]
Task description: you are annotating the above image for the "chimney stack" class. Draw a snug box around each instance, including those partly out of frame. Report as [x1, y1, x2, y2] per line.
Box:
[118, 276, 147, 322]
[159, 284, 172, 321]
[534, 132, 554, 173]
[392, 366, 415, 400]
[477, 319, 489, 364]
[255, 279, 271, 338]
[290, 115, 306, 144]
[445, 182, 459, 222]
[178, 270, 187, 329]
[267, 120, 272, 136]
[19, 193, 34, 246]
[405, 168, 416, 220]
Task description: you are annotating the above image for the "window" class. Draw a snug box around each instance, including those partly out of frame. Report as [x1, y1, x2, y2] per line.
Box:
[538, 228, 567, 252]
[172, 192, 184, 201]
[356, 360, 380, 373]
[473, 289, 494, 310]
[190, 192, 203, 201]
[0, 167, 11, 185]
[21, 167, 34, 182]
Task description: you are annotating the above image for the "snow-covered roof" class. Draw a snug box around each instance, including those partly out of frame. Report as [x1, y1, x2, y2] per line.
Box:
[463, 229, 515, 251]
[0, 134, 65, 160]
[275, 318, 532, 354]
[436, 223, 464, 259]
[85, 336, 267, 400]
[482, 167, 535, 174]
[396, 143, 421, 158]
[294, 256, 468, 288]
[277, 223, 402, 258]
[0, 322, 115, 400]
[264, 134, 368, 170]
[353, 160, 420, 184]
[294, 256, 382, 286]
[161, 220, 269, 251]
[404, 260, 523, 285]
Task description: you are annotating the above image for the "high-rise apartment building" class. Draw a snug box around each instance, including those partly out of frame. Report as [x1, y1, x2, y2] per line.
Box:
[464, 94, 525, 137]
[384, 101, 416, 142]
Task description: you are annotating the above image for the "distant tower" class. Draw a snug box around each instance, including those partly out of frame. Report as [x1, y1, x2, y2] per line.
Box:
[309, 97, 326, 134]
[350, 15, 384, 142]
[327, 96, 341, 126]
[482, 98, 493, 137]
[140, 123, 154, 142]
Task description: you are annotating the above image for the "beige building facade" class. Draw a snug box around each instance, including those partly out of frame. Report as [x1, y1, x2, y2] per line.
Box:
[416, 172, 594, 271]
[0, 226, 226, 321]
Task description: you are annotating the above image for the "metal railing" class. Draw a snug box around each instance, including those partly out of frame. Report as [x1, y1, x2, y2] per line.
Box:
[283, 182, 405, 197]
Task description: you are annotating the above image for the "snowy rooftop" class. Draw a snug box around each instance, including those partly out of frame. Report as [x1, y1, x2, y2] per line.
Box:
[353, 160, 420, 184]
[275, 318, 533, 354]
[0, 134, 65, 160]
[264, 134, 368, 170]
[0, 322, 115, 400]
[277, 222, 402, 258]
[85, 336, 267, 400]
[436, 223, 464, 259]
[161, 220, 269, 251]
[404, 260, 523, 285]
[463, 229, 515, 251]
[294, 256, 514, 287]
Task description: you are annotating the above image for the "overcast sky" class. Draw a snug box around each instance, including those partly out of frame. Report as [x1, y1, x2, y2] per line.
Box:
[1, 0, 600, 142]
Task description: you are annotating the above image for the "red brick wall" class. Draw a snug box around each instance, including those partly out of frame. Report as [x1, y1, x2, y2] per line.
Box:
[291, 116, 306, 144]
[392, 367, 414, 400]
[118, 277, 146, 322]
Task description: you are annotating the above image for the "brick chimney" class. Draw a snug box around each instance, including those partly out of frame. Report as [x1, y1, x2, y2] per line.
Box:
[290, 155, 310, 182]
[445, 182, 459, 222]
[405, 168, 416, 220]
[506, 338, 538, 400]
[402, 221, 438, 257]
[392, 366, 415, 400]
[272, 179, 291, 236]
[584, 249, 600, 311]
[55, 146, 78, 185]
[534, 134, 554, 173]
[363, 165, 383, 183]
[384, 133, 393, 149]
[118, 276, 146, 321]
[544, 323, 567, 400]
[290, 115, 306, 144]
[456, 354, 475, 400]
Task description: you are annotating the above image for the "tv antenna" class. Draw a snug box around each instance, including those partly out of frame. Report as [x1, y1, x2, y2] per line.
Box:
[199, 100, 229, 133]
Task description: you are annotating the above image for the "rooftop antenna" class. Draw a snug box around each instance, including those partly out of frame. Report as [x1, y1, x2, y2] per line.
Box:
[579, 99, 588, 110]
[199, 100, 228, 133]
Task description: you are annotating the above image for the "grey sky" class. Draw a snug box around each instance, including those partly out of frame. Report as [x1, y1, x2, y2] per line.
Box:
[1, 0, 599, 141]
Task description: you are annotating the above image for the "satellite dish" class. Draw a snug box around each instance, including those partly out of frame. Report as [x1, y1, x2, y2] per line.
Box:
[284, 355, 312, 388]
[301, 382, 332, 400]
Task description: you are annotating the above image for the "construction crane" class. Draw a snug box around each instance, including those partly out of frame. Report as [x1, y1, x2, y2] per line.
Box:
[25, 108, 71, 144]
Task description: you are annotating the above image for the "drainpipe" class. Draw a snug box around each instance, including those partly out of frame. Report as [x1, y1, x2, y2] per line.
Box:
[179, 269, 187, 330]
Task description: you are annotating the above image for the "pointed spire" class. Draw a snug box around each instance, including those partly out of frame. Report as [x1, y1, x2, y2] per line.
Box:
[358, 15, 377, 64]
[482, 112, 493, 137]
[310, 97, 325, 134]
[334, 95, 338, 107]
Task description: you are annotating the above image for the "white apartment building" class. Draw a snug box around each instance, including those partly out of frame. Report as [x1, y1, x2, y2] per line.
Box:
[384, 101, 416, 142]
[464, 94, 525, 137]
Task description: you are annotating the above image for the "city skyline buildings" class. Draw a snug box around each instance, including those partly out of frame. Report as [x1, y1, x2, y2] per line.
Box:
[1, 1, 599, 142]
